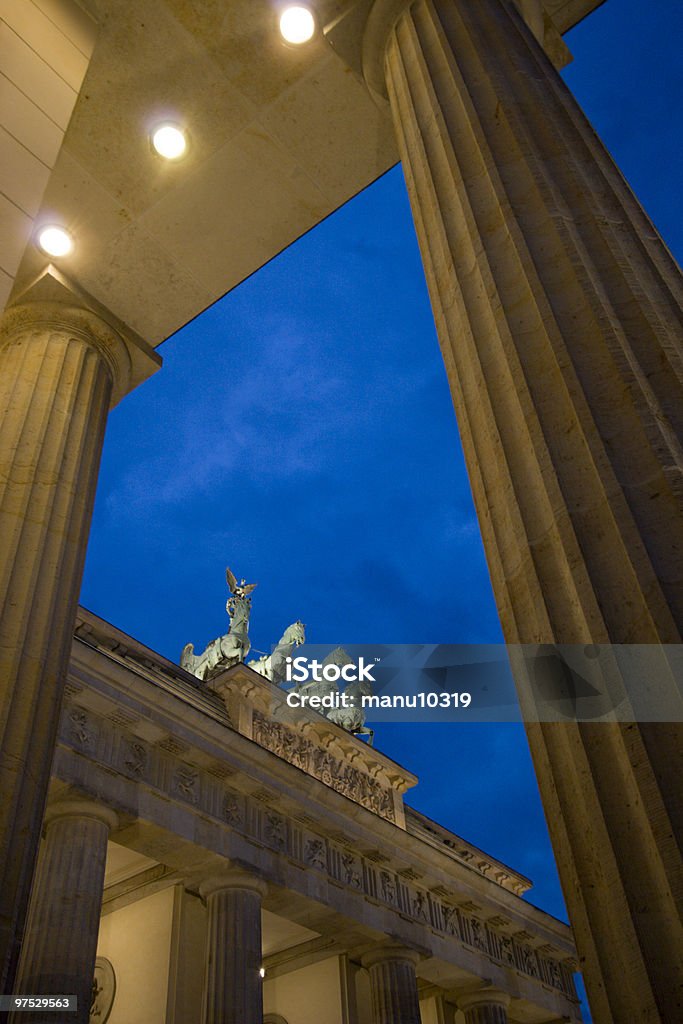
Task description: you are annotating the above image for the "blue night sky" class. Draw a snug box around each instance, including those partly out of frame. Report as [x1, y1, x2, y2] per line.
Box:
[80, 2, 682, 1017]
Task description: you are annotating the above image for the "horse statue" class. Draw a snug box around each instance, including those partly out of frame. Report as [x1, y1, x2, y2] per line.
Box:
[289, 645, 342, 705]
[180, 567, 256, 681]
[247, 620, 305, 684]
[324, 648, 375, 745]
[290, 646, 375, 746]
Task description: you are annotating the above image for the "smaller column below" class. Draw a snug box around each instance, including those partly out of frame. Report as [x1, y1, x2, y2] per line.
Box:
[457, 989, 510, 1024]
[361, 945, 422, 1024]
[200, 869, 267, 1024]
[10, 800, 118, 1024]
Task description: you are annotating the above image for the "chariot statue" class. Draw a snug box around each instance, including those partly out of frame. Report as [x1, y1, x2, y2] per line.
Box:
[180, 567, 257, 681]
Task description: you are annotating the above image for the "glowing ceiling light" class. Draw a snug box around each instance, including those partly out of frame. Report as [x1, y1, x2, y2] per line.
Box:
[37, 225, 73, 257]
[279, 5, 316, 44]
[259, 967, 266, 979]
[151, 123, 187, 160]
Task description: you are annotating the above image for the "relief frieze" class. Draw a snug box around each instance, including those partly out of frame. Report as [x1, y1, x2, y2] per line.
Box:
[252, 711, 395, 822]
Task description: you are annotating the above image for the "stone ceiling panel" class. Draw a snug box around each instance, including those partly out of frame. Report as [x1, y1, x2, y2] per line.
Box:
[136, 120, 332, 298]
[9, 0, 605, 346]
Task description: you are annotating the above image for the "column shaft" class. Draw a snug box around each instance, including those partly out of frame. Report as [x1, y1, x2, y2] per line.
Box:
[462, 1011, 507, 1024]
[0, 282, 159, 990]
[459, 1000, 509, 1024]
[372, 0, 683, 1020]
[10, 802, 116, 1024]
[363, 948, 421, 1024]
[0, 318, 110, 988]
[201, 875, 265, 1024]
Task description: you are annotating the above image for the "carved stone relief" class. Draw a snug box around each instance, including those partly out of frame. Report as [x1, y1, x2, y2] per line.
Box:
[500, 934, 515, 966]
[304, 838, 327, 870]
[442, 904, 459, 936]
[412, 890, 429, 921]
[252, 712, 395, 822]
[380, 871, 397, 905]
[264, 812, 286, 851]
[470, 916, 488, 953]
[90, 957, 116, 1023]
[222, 791, 242, 826]
[173, 765, 199, 804]
[520, 945, 540, 977]
[341, 852, 362, 889]
[69, 707, 94, 748]
[122, 739, 147, 777]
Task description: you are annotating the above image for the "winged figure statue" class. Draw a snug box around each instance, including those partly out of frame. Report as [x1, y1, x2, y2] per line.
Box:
[226, 567, 258, 601]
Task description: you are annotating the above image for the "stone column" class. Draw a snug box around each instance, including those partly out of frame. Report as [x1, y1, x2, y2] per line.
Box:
[359, 1, 683, 1021]
[361, 946, 421, 1024]
[0, 268, 160, 989]
[10, 801, 118, 1024]
[457, 989, 510, 1024]
[199, 869, 267, 1024]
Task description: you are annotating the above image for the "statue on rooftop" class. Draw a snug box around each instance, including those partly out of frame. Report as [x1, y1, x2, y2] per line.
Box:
[287, 646, 375, 746]
[225, 566, 258, 601]
[248, 619, 305, 684]
[324, 648, 375, 745]
[180, 567, 256, 680]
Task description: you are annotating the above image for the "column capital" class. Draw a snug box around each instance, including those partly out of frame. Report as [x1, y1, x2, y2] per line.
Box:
[361, 943, 422, 970]
[340, 0, 570, 105]
[456, 988, 511, 1013]
[199, 867, 268, 900]
[362, 0, 411, 100]
[44, 800, 118, 834]
[1, 265, 160, 407]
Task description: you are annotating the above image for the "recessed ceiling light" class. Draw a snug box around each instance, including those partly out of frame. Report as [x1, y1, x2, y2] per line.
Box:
[151, 123, 187, 160]
[279, 5, 316, 44]
[37, 225, 73, 257]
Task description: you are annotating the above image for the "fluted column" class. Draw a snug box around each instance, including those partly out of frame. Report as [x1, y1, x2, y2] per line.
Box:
[200, 869, 267, 1024]
[0, 268, 160, 989]
[360, 1, 683, 1021]
[361, 946, 421, 1024]
[10, 801, 117, 1024]
[457, 989, 510, 1024]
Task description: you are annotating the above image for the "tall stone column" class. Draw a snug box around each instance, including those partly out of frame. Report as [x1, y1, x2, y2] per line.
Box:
[0, 268, 160, 989]
[361, 946, 421, 1024]
[359, 1, 683, 1021]
[457, 989, 510, 1024]
[10, 801, 118, 1024]
[199, 869, 267, 1024]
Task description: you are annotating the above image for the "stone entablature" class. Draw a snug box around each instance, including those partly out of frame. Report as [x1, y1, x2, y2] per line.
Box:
[208, 662, 416, 826]
[57, 608, 580, 1016]
[405, 811, 531, 897]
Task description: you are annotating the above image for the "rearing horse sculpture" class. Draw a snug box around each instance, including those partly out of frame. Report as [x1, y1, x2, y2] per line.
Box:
[247, 620, 305, 685]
